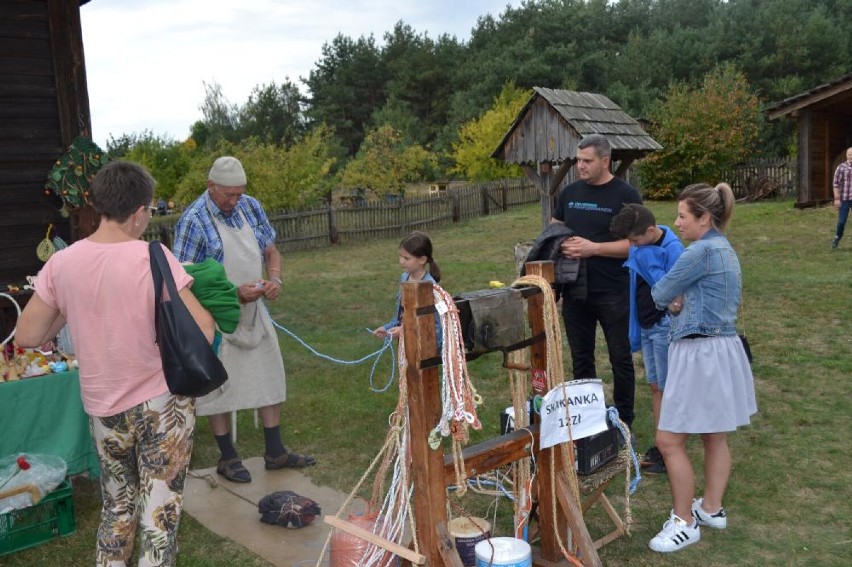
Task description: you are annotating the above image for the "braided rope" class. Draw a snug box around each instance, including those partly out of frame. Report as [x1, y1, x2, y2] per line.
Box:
[508, 348, 534, 536]
[512, 274, 583, 564]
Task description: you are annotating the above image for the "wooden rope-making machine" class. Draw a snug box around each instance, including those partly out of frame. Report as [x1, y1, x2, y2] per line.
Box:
[324, 261, 628, 566]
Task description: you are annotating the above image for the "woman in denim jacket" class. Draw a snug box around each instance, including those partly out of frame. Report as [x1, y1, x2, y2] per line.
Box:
[647, 182, 757, 553]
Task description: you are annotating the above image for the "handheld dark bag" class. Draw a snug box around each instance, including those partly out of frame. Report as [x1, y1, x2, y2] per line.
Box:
[149, 241, 228, 397]
[739, 334, 753, 364]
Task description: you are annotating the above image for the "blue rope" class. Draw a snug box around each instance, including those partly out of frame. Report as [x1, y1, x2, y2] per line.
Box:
[607, 406, 642, 494]
[263, 306, 397, 392]
[447, 478, 516, 502]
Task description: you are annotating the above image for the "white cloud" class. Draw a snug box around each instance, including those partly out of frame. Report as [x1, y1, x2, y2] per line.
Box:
[81, 0, 514, 147]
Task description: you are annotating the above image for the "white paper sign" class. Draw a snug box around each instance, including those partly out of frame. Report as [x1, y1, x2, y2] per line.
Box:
[539, 379, 608, 450]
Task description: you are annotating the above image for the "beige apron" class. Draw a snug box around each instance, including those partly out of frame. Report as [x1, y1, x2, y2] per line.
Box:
[196, 207, 286, 416]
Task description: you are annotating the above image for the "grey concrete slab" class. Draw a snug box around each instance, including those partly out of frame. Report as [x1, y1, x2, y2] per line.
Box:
[183, 457, 366, 567]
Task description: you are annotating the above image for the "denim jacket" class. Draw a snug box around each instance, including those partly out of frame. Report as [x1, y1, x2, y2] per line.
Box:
[651, 229, 741, 342]
[384, 272, 443, 348]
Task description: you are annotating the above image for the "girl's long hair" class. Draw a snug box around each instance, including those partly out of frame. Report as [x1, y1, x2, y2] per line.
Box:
[400, 231, 441, 282]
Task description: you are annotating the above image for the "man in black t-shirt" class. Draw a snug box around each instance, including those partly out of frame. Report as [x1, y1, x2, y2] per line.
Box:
[551, 134, 641, 427]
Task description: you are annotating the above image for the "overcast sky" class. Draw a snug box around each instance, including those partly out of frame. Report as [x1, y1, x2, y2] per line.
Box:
[81, 0, 516, 148]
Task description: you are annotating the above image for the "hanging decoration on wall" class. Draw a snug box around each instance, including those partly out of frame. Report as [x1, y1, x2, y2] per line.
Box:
[36, 224, 57, 262]
[43, 136, 109, 212]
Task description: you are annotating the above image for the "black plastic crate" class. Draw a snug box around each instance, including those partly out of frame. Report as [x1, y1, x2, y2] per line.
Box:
[575, 423, 621, 475]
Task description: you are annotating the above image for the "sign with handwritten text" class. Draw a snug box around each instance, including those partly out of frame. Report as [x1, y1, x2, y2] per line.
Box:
[539, 379, 608, 450]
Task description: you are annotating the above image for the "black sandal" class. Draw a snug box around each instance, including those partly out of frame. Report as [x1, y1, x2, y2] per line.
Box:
[217, 458, 252, 483]
[264, 451, 316, 470]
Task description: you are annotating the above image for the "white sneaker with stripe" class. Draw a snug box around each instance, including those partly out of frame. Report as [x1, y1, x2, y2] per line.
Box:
[649, 511, 701, 553]
[692, 497, 727, 529]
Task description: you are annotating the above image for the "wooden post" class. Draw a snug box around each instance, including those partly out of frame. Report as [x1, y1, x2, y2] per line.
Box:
[402, 281, 445, 564]
[328, 205, 339, 244]
[523, 262, 569, 563]
[480, 184, 490, 216]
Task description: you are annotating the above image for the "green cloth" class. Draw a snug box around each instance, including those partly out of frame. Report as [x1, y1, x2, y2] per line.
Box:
[184, 259, 240, 334]
[0, 370, 99, 477]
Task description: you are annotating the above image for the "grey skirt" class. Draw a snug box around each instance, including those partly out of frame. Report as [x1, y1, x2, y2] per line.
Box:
[659, 335, 757, 434]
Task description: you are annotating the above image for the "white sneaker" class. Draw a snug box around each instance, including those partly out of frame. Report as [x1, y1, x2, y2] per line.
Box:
[649, 511, 700, 553]
[692, 498, 727, 529]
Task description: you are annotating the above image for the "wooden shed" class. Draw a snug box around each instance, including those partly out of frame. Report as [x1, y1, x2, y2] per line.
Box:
[0, 0, 92, 286]
[492, 87, 661, 226]
[766, 71, 852, 207]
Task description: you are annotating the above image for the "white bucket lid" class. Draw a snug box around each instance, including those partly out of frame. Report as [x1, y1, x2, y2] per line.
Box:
[449, 516, 491, 537]
[474, 537, 531, 562]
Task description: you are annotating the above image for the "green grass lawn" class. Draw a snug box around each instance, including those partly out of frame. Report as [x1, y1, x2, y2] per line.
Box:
[5, 199, 851, 566]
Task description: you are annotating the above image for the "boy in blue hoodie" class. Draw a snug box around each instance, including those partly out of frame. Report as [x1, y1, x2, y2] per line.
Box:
[610, 204, 684, 473]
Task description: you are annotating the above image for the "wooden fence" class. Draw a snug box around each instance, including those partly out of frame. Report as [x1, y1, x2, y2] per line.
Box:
[719, 157, 797, 199]
[144, 160, 797, 251]
[144, 178, 540, 252]
[629, 157, 798, 200]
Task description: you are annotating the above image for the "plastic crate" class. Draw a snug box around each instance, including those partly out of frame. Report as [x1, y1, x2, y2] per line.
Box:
[0, 479, 76, 556]
[575, 423, 620, 475]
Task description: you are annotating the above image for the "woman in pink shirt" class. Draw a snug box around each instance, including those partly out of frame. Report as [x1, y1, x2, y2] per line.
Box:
[17, 161, 214, 567]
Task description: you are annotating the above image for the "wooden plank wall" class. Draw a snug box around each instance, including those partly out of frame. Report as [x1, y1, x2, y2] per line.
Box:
[0, 0, 90, 285]
[502, 97, 578, 164]
[808, 114, 831, 202]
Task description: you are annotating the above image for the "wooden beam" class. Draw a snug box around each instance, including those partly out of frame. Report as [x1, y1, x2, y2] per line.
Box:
[613, 157, 634, 179]
[555, 474, 602, 567]
[798, 110, 812, 203]
[436, 521, 465, 567]
[402, 280, 447, 565]
[767, 79, 852, 120]
[549, 160, 573, 196]
[520, 261, 568, 563]
[443, 426, 538, 486]
[324, 515, 427, 565]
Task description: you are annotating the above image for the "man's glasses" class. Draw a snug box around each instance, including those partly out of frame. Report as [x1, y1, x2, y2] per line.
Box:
[147, 206, 157, 216]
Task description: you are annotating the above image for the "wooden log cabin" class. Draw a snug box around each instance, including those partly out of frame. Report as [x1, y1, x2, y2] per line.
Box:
[766, 71, 852, 207]
[0, 0, 92, 336]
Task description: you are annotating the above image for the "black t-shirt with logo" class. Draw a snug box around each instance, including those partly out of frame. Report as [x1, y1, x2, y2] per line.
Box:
[553, 176, 642, 295]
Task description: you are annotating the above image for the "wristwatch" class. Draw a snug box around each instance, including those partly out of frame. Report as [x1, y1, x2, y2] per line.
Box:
[271, 276, 283, 285]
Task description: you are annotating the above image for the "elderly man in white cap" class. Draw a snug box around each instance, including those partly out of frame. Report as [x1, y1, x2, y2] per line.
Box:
[173, 156, 315, 483]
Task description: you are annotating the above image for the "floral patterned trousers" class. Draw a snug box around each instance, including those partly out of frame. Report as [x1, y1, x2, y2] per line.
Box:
[90, 392, 195, 567]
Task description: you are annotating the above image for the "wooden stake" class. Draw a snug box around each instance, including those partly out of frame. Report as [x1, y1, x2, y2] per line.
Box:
[323, 515, 427, 565]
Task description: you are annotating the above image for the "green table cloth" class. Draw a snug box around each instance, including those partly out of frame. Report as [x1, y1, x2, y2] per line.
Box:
[0, 370, 99, 477]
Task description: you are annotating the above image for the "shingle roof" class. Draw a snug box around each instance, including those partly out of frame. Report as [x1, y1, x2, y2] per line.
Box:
[765, 71, 852, 120]
[529, 87, 661, 151]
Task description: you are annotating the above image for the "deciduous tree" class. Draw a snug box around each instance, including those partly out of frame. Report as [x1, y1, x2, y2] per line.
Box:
[451, 83, 528, 181]
[339, 125, 435, 197]
[639, 64, 762, 198]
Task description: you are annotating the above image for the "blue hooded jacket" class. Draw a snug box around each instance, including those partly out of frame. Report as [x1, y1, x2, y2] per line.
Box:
[623, 225, 684, 352]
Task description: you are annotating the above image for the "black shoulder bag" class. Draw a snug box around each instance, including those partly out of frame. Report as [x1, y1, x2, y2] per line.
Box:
[150, 241, 228, 397]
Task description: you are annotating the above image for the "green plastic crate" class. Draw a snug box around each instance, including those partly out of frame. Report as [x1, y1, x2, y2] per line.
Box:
[0, 479, 76, 556]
